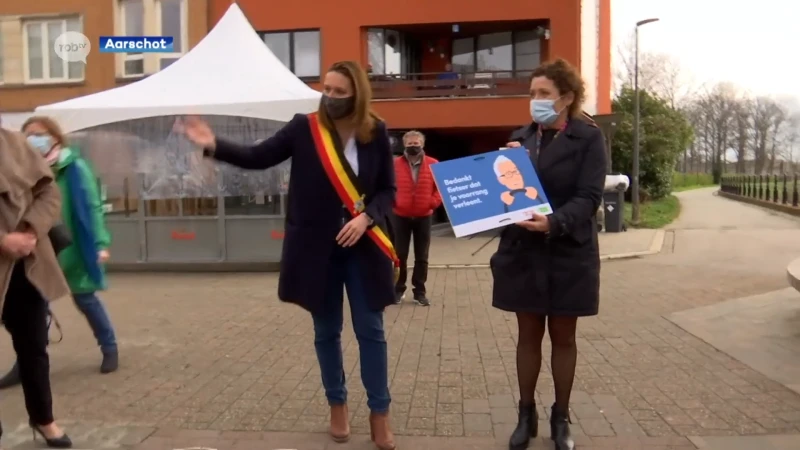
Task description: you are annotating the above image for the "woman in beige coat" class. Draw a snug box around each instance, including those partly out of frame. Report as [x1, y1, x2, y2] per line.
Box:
[0, 128, 73, 448]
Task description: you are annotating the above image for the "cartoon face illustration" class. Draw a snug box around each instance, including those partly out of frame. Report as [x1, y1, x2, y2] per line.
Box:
[494, 155, 524, 190]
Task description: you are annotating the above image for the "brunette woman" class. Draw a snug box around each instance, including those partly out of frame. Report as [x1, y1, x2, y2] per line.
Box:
[0, 128, 73, 448]
[490, 58, 606, 450]
[177, 61, 397, 450]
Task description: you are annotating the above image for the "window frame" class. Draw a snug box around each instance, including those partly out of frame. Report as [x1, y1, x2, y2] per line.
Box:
[22, 16, 84, 84]
[154, 0, 188, 70]
[119, 0, 145, 78]
[450, 30, 541, 76]
[258, 29, 321, 81]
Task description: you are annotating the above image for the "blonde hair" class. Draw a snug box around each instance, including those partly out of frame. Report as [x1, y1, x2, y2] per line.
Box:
[402, 130, 425, 146]
[318, 60, 382, 144]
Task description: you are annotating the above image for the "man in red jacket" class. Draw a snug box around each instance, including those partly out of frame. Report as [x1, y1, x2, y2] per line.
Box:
[392, 130, 442, 306]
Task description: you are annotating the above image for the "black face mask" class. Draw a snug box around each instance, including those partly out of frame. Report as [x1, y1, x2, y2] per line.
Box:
[322, 94, 355, 120]
[405, 146, 422, 155]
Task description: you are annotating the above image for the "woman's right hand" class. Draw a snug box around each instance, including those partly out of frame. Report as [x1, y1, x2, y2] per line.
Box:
[0, 232, 37, 258]
[175, 116, 216, 149]
[505, 141, 522, 148]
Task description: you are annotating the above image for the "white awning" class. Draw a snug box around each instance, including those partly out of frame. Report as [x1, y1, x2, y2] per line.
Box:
[36, 3, 321, 133]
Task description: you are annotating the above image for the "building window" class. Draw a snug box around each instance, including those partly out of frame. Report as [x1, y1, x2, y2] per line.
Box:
[451, 38, 475, 74]
[119, 0, 145, 77]
[259, 30, 320, 79]
[513, 30, 541, 76]
[24, 17, 84, 83]
[155, 0, 187, 70]
[367, 28, 408, 75]
[477, 32, 513, 72]
[451, 31, 541, 76]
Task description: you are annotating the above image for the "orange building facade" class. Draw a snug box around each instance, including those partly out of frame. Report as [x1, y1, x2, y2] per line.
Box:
[210, 0, 611, 156]
[0, 0, 208, 128]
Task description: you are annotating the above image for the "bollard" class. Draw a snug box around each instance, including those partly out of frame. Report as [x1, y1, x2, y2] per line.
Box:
[758, 175, 762, 199]
[794, 174, 799, 207]
[745, 175, 750, 197]
[773, 174, 779, 203]
[783, 173, 789, 204]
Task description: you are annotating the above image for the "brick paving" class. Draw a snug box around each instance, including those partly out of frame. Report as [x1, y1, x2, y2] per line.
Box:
[0, 188, 799, 449]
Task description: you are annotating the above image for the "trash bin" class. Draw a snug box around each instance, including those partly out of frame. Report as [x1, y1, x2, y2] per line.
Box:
[602, 174, 630, 233]
[603, 189, 624, 233]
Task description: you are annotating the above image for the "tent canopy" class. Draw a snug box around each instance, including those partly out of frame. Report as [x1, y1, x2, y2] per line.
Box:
[36, 3, 321, 133]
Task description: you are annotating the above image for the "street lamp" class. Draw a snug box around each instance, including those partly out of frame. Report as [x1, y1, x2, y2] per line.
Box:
[631, 17, 659, 224]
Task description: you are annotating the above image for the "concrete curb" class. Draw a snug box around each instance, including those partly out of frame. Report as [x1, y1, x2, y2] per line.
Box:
[420, 229, 666, 269]
[718, 190, 800, 216]
[786, 257, 800, 293]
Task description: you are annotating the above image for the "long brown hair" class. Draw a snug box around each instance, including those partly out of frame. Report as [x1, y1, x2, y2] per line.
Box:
[21, 115, 68, 147]
[318, 60, 382, 143]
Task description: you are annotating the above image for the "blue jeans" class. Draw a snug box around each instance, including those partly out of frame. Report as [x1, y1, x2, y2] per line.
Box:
[312, 246, 391, 413]
[72, 292, 117, 353]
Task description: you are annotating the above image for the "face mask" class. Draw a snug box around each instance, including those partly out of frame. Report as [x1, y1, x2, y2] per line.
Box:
[530, 99, 562, 125]
[322, 95, 355, 120]
[27, 135, 53, 154]
[405, 146, 422, 155]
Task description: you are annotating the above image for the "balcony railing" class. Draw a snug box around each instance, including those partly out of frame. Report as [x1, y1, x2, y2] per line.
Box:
[369, 71, 530, 99]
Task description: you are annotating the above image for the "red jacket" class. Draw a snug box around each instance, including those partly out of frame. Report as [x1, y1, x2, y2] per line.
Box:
[393, 154, 442, 218]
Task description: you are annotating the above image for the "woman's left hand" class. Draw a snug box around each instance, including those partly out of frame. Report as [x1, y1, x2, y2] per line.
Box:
[337, 214, 370, 247]
[516, 213, 550, 232]
[97, 249, 110, 263]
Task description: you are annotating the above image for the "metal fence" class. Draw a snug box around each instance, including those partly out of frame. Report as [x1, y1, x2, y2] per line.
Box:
[720, 174, 800, 207]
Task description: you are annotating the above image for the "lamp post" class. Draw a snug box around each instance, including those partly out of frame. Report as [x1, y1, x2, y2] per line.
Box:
[631, 17, 659, 224]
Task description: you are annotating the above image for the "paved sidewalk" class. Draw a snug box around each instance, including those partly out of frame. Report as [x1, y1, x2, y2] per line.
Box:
[0, 188, 799, 449]
[425, 228, 662, 267]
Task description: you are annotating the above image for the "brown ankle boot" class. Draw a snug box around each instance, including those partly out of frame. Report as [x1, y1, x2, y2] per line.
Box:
[369, 412, 396, 450]
[329, 404, 350, 442]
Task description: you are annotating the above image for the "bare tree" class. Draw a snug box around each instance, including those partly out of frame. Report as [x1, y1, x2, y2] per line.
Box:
[731, 96, 752, 173]
[615, 33, 697, 108]
[750, 97, 783, 174]
[687, 83, 737, 174]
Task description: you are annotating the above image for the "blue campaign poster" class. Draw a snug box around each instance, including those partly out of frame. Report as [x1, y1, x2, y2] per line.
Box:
[429, 148, 553, 237]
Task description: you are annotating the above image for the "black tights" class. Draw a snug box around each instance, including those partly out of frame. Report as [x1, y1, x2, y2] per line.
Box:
[516, 313, 578, 413]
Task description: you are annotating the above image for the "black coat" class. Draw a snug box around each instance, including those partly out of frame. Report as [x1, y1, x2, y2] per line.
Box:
[490, 118, 607, 316]
[209, 114, 397, 314]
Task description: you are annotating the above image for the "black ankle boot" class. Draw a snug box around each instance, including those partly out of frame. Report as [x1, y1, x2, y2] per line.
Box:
[100, 349, 118, 374]
[508, 401, 538, 450]
[0, 362, 20, 389]
[550, 404, 574, 450]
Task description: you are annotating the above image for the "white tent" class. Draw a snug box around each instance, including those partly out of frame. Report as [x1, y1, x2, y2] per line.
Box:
[36, 3, 321, 133]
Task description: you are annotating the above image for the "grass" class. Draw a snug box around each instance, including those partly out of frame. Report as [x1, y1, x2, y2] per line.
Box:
[623, 195, 681, 229]
[672, 172, 716, 192]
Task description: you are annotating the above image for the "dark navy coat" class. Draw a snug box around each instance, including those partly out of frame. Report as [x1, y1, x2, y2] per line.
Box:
[209, 114, 397, 314]
[490, 118, 606, 316]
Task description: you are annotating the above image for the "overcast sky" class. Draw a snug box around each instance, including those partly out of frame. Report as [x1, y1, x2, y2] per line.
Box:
[611, 0, 798, 100]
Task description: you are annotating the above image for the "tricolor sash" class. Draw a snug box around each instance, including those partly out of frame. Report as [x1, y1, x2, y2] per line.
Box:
[307, 113, 400, 280]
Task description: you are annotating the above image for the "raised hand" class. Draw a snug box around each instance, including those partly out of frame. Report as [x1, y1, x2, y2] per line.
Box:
[174, 116, 216, 149]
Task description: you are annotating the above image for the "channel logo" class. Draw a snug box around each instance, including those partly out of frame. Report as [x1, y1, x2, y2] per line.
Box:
[99, 36, 174, 53]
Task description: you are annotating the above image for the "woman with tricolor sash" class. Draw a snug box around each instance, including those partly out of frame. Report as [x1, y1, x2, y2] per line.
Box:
[177, 61, 398, 450]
